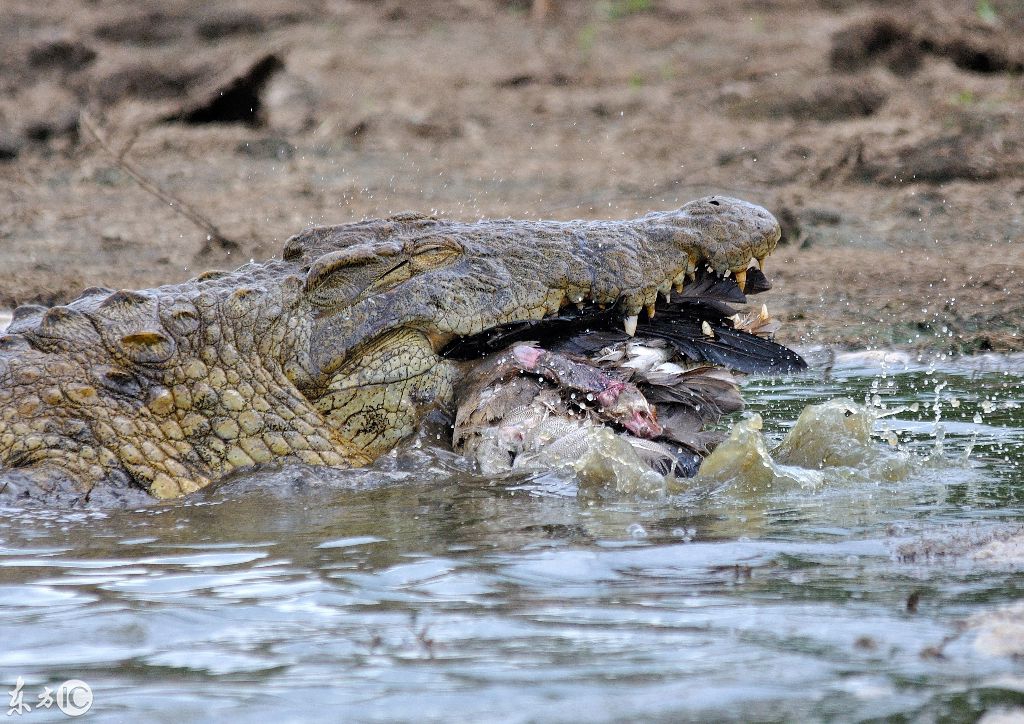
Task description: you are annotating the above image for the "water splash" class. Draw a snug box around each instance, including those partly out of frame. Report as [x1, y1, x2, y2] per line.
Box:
[697, 398, 917, 492]
[517, 425, 668, 495]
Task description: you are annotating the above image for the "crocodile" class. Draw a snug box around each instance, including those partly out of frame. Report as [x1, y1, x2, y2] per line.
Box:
[0, 196, 795, 504]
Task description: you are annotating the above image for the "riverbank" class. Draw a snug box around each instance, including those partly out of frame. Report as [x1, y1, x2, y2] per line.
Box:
[1, 0, 1021, 353]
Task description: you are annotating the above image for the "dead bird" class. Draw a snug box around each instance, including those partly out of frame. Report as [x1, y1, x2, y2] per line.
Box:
[444, 267, 806, 479]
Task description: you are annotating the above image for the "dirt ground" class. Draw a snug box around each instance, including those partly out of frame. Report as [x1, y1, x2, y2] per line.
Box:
[1, 0, 1022, 352]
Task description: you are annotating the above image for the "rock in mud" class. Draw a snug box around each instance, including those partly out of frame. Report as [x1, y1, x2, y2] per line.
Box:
[27, 37, 97, 71]
[830, 15, 924, 75]
[830, 12, 1024, 76]
[166, 53, 284, 127]
[0, 133, 21, 161]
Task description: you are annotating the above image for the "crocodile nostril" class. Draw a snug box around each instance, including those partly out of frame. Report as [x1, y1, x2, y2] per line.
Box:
[708, 199, 720, 206]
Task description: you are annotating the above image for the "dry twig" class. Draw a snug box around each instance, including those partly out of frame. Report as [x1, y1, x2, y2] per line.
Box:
[79, 112, 239, 256]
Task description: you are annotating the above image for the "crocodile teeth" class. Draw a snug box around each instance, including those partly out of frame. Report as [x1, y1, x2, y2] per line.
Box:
[685, 254, 698, 282]
[645, 303, 656, 319]
[701, 320, 714, 338]
[734, 268, 747, 292]
[760, 303, 769, 321]
[624, 315, 638, 337]
[756, 255, 767, 272]
[544, 293, 566, 316]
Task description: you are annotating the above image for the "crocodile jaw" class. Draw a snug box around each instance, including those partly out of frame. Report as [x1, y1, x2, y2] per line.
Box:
[0, 197, 783, 501]
[313, 329, 456, 463]
[301, 196, 781, 385]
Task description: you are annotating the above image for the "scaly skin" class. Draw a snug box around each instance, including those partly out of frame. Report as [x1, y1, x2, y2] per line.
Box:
[0, 196, 781, 502]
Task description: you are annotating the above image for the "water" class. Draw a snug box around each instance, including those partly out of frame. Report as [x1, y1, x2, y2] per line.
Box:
[3, 351, 1024, 722]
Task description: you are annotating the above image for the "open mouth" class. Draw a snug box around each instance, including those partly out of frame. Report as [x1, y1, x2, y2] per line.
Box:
[441, 264, 805, 375]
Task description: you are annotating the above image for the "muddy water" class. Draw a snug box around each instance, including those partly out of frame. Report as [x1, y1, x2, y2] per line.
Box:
[2, 351, 1024, 721]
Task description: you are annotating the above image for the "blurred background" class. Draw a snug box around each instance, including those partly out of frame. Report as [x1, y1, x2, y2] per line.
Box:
[1, 0, 1022, 349]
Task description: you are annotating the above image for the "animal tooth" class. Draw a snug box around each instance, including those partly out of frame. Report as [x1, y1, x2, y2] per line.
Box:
[645, 303, 656, 319]
[545, 291, 566, 315]
[701, 320, 714, 337]
[756, 255, 766, 272]
[734, 269, 747, 292]
[760, 303, 769, 321]
[624, 315, 638, 337]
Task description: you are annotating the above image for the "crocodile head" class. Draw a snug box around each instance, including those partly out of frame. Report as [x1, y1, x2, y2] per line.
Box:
[0, 197, 781, 502]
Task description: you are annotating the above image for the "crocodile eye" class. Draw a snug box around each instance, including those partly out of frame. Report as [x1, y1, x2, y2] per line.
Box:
[365, 260, 413, 294]
[304, 242, 401, 306]
[308, 273, 362, 307]
[408, 236, 463, 270]
[364, 235, 464, 294]
[305, 236, 463, 306]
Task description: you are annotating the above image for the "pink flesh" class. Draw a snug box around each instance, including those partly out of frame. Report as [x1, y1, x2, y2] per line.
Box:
[512, 344, 545, 370]
[624, 410, 663, 439]
[596, 380, 626, 408]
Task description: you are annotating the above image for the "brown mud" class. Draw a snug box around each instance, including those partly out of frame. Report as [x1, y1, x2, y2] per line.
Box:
[1, 0, 1022, 353]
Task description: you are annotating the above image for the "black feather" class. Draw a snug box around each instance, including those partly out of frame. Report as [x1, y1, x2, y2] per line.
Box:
[641, 316, 806, 374]
[442, 304, 617, 359]
[442, 268, 807, 374]
[678, 273, 747, 303]
[743, 267, 772, 294]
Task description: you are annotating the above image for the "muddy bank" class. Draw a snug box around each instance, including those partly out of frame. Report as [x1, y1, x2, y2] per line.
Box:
[1, 0, 1022, 352]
